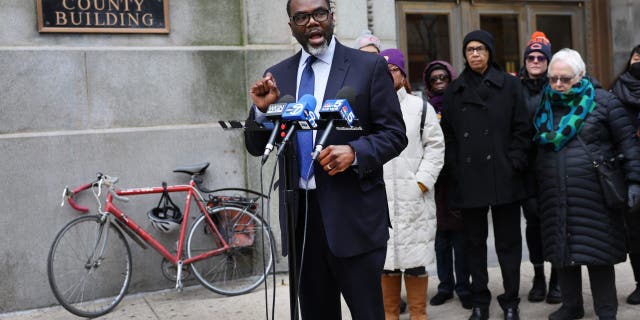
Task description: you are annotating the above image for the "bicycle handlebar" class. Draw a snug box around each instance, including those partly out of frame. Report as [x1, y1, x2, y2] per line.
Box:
[62, 174, 129, 213]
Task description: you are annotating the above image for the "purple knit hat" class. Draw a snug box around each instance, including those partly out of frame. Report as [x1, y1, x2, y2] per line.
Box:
[380, 48, 406, 77]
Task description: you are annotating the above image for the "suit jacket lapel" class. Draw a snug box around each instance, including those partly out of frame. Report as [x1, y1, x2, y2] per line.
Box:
[280, 51, 302, 99]
[324, 40, 349, 101]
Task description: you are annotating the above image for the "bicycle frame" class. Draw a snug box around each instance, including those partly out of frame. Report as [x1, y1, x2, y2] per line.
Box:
[69, 179, 230, 267]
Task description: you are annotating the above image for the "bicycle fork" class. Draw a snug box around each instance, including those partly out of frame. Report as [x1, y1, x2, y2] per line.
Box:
[87, 215, 111, 270]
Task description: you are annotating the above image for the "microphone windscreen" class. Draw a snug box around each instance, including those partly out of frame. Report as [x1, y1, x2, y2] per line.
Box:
[279, 94, 296, 104]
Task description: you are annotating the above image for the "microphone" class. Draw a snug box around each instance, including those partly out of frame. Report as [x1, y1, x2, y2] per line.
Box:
[276, 94, 318, 158]
[262, 95, 296, 164]
[312, 87, 357, 160]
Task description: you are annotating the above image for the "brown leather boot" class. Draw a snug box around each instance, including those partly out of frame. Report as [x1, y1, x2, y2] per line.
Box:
[381, 273, 402, 320]
[405, 274, 428, 320]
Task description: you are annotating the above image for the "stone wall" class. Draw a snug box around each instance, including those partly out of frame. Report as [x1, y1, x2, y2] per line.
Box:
[0, 0, 378, 313]
[610, 0, 640, 77]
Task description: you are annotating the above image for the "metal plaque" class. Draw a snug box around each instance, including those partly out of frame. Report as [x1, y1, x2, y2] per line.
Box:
[36, 0, 170, 33]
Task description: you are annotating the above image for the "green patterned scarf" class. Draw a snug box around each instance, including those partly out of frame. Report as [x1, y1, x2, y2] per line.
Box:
[533, 78, 596, 151]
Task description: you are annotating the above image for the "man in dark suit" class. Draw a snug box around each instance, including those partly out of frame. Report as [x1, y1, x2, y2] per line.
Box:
[244, 0, 407, 318]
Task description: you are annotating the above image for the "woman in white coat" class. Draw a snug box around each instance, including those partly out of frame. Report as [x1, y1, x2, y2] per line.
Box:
[379, 48, 445, 320]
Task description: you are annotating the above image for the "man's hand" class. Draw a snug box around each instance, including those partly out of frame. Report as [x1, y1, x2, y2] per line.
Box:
[250, 72, 280, 112]
[317, 145, 356, 176]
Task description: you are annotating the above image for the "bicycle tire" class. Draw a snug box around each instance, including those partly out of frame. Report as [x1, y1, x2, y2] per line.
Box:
[47, 215, 132, 318]
[187, 206, 274, 296]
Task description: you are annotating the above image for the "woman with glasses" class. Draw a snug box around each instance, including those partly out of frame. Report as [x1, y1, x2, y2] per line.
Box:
[518, 31, 562, 305]
[440, 29, 531, 320]
[378, 48, 444, 320]
[611, 44, 640, 306]
[422, 60, 473, 310]
[533, 48, 640, 320]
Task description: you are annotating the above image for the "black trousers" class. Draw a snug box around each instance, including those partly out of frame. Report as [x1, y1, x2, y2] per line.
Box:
[522, 197, 543, 265]
[462, 201, 522, 309]
[557, 265, 617, 318]
[295, 190, 386, 320]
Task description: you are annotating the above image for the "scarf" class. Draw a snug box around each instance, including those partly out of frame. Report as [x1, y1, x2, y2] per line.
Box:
[429, 93, 444, 116]
[533, 78, 597, 151]
[612, 71, 640, 110]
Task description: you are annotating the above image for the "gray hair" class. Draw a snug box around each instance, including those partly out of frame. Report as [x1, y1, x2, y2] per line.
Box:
[548, 48, 586, 77]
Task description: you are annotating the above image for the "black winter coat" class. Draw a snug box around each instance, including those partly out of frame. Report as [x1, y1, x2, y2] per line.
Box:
[441, 66, 532, 208]
[536, 87, 640, 267]
[520, 74, 548, 196]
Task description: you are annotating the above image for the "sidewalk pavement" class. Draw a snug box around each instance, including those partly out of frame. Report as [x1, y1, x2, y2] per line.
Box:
[2, 262, 639, 320]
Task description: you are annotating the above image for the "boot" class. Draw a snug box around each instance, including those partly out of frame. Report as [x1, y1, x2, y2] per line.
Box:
[382, 273, 402, 320]
[528, 264, 546, 302]
[405, 273, 428, 320]
[628, 253, 640, 305]
[546, 268, 562, 304]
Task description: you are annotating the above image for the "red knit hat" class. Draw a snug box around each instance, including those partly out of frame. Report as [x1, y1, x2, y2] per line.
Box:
[524, 31, 552, 61]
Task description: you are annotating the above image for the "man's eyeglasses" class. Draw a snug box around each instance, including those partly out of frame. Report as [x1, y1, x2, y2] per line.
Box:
[526, 55, 547, 63]
[290, 8, 330, 26]
[548, 75, 575, 84]
[429, 74, 450, 83]
[465, 46, 487, 55]
[388, 66, 401, 73]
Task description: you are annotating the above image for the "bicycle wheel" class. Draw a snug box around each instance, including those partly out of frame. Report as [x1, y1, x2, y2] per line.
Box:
[187, 206, 274, 295]
[47, 215, 132, 318]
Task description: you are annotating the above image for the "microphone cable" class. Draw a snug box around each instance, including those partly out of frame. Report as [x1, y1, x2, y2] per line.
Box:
[294, 155, 315, 319]
[259, 139, 281, 320]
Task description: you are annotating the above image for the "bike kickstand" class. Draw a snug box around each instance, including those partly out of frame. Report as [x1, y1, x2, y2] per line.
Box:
[175, 260, 184, 292]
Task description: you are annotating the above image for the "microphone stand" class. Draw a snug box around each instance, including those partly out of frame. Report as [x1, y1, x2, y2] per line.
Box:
[279, 136, 300, 320]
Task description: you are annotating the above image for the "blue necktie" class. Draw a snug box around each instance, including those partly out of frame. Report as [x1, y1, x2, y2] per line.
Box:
[297, 56, 316, 181]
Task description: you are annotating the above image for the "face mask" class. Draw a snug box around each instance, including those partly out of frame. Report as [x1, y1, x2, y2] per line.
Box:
[629, 62, 640, 79]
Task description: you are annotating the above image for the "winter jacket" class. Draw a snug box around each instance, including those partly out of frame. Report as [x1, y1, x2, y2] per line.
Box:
[536, 85, 640, 267]
[441, 65, 531, 208]
[612, 71, 640, 128]
[383, 87, 445, 270]
[519, 69, 548, 196]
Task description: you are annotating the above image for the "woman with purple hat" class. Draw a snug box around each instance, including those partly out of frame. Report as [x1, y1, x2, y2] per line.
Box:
[379, 48, 444, 320]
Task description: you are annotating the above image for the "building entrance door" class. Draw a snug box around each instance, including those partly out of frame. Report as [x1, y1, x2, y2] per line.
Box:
[396, 1, 586, 92]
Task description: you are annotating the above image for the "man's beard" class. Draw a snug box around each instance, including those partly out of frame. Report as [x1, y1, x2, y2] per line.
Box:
[306, 40, 328, 56]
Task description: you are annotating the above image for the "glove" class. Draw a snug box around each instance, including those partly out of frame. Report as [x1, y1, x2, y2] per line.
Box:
[627, 184, 640, 209]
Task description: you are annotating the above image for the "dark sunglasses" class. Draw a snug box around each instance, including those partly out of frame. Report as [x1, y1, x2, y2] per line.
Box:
[548, 75, 575, 84]
[429, 74, 450, 83]
[526, 55, 547, 62]
[290, 8, 330, 26]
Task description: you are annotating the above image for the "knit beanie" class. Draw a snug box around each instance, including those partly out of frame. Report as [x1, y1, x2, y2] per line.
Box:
[380, 48, 406, 77]
[524, 31, 552, 62]
[463, 30, 495, 59]
[355, 30, 381, 52]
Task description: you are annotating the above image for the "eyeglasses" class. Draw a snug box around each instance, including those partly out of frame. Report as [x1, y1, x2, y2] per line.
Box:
[526, 55, 547, 63]
[429, 74, 450, 83]
[465, 45, 487, 55]
[548, 75, 575, 84]
[290, 8, 330, 26]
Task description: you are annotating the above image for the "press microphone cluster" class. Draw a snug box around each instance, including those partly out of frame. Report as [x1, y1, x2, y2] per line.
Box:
[260, 87, 359, 164]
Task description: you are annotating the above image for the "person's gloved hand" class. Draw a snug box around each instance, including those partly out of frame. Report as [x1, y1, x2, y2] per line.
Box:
[628, 184, 640, 209]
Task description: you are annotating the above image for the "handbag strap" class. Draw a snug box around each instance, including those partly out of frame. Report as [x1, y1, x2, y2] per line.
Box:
[576, 136, 600, 168]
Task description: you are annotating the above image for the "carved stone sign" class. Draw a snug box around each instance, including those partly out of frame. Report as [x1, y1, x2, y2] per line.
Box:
[36, 0, 170, 33]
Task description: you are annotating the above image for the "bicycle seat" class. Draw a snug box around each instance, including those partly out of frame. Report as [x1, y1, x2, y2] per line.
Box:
[173, 162, 210, 176]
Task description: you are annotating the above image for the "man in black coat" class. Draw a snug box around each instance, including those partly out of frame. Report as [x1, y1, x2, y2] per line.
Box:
[244, 0, 407, 318]
[440, 30, 532, 320]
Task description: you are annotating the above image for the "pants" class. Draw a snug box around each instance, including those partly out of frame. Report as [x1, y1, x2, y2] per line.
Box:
[434, 229, 470, 297]
[557, 265, 617, 318]
[522, 197, 543, 265]
[296, 190, 386, 320]
[462, 201, 522, 309]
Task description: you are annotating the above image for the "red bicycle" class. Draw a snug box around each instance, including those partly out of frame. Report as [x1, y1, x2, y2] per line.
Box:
[47, 162, 274, 318]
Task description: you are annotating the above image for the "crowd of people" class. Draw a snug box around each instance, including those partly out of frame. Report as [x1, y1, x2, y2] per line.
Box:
[244, 1, 640, 319]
